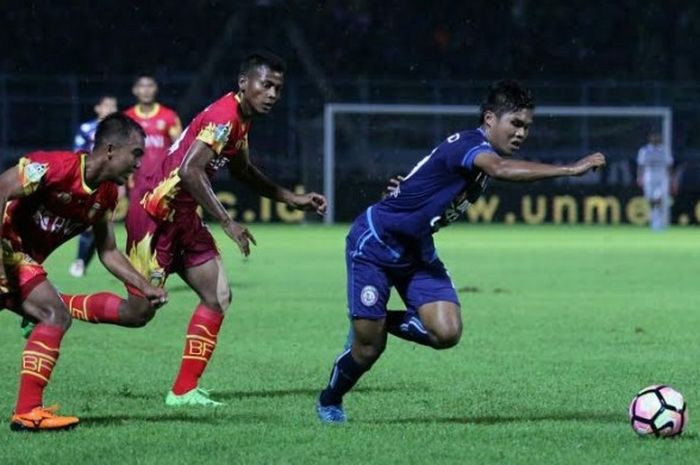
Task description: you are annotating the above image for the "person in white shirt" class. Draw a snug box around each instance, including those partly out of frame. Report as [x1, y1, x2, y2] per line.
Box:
[637, 131, 673, 230]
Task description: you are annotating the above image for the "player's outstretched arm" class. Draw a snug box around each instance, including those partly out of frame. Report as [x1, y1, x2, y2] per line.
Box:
[473, 151, 606, 182]
[179, 140, 256, 256]
[0, 166, 32, 293]
[228, 148, 327, 215]
[92, 217, 167, 308]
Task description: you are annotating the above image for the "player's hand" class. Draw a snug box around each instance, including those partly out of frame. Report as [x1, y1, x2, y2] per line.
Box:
[288, 192, 327, 216]
[382, 175, 404, 198]
[143, 285, 168, 309]
[223, 220, 256, 257]
[571, 152, 606, 176]
[0, 266, 9, 295]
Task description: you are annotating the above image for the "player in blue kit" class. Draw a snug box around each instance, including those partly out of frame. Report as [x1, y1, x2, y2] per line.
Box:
[316, 80, 607, 423]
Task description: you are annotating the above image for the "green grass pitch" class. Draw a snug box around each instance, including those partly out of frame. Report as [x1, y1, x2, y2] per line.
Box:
[0, 224, 698, 464]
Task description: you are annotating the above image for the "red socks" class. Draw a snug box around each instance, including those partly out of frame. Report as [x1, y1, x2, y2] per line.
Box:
[61, 292, 122, 324]
[171, 304, 224, 395]
[15, 324, 65, 414]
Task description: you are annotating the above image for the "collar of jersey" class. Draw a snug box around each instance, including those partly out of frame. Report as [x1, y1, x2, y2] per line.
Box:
[79, 153, 96, 194]
[134, 103, 160, 119]
[234, 93, 251, 128]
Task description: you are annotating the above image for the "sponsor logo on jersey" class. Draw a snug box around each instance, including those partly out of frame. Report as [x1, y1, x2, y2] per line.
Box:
[32, 206, 83, 236]
[213, 123, 231, 143]
[145, 134, 165, 148]
[196, 122, 233, 155]
[431, 172, 489, 233]
[24, 162, 48, 184]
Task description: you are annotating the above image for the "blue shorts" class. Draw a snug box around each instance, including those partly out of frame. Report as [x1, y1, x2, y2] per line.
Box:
[346, 208, 460, 320]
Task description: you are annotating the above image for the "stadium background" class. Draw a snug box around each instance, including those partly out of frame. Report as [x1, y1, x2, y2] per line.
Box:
[2, 2, 700, 463]
[3, 1, 700, 225]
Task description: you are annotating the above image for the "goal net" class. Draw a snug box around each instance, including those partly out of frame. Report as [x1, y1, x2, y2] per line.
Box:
[322, 104, 672, 225]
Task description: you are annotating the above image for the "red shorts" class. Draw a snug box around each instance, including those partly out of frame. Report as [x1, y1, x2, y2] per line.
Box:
[0, 245, 48, 311]
[125, 200, 219, 296]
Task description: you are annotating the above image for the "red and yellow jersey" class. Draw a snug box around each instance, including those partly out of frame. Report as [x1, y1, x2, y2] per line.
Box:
[140, 92, 251, 221]
[124, 103, 182, 186]
[3, 151, 118, 263]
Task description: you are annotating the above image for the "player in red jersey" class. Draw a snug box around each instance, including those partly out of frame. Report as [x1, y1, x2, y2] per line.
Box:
[70, 77, 182, 278]
[1, 113, 167, 431]
[60, 51, 327, 406]
[124, 75, 182, 188]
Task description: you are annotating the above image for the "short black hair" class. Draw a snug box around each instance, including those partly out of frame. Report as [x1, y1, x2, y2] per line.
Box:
[133, 74, 157, 86]
[480, 80, 535, 123]
[96, 95, 117, 105]
[239, 50, 286, 76]
[94, 113, 145, 150]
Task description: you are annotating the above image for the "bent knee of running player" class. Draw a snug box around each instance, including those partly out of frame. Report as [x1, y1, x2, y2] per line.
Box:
[22, 280, 73, 330]
[119, 292, 157, 327]
[417, 301, 462, 349]
[198, 281, 232, 314]
[182, 258, 232, 314]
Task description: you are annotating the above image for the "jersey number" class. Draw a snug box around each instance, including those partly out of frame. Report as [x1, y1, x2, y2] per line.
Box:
[402, 133, 460, 182]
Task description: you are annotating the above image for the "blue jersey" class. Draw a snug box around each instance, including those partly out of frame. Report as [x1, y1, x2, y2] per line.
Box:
[73, 119, 99, 151]
[369, 128, 491, 259]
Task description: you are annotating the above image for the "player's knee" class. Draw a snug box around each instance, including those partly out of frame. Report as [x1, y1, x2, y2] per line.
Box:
[128, 307, 156, 328]
[432, 320, 462, 349]
[220, 287, 232, 312]
[217, 286, 232, 313]
[352, 339, 385, 366]
[202, 287, 231, 314]
[39, 305, 72, 331]
[122, 298, 156, 328]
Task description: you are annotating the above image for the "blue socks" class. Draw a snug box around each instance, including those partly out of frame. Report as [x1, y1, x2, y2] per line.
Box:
[319, 350, 367, 406]
[386, 310, 434, 347]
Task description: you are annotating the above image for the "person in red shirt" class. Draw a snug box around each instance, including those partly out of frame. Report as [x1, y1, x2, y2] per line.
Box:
[69, 77, 182, 278]
[124, 74, 182, 188]
[1, 113, 167, 431]
[61, 51, 326, 406]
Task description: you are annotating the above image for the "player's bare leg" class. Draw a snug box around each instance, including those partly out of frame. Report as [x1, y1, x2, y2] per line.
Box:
[119, 292, 158, 326]
[318, 318, 387, 423]
[166, 257, 230, 406]
[416, 301, 462, 348]
[11, 280, 79, 431]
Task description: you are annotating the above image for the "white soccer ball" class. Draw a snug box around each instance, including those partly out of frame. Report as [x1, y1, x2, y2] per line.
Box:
[629, 385, 688, 437]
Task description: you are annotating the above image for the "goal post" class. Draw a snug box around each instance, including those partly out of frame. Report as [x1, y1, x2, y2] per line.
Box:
[323, 103, 672, 225]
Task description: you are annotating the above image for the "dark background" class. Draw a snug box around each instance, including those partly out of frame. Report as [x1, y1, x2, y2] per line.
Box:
[3, 1, 699, 222]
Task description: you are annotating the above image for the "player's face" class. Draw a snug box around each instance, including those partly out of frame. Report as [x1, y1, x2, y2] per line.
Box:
[95, 97, 118, 120]
[107, 132, 145, 185]
[484, 109, 534, 156]
[133, 77, 158, 104]
[238, 66, 284, 116]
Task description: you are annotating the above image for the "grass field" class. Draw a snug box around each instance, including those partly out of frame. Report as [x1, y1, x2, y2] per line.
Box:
[0, 223, 698, 464]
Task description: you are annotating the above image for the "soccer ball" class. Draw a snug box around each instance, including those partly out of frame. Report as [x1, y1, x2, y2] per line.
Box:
[629, 385, 688, 437]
